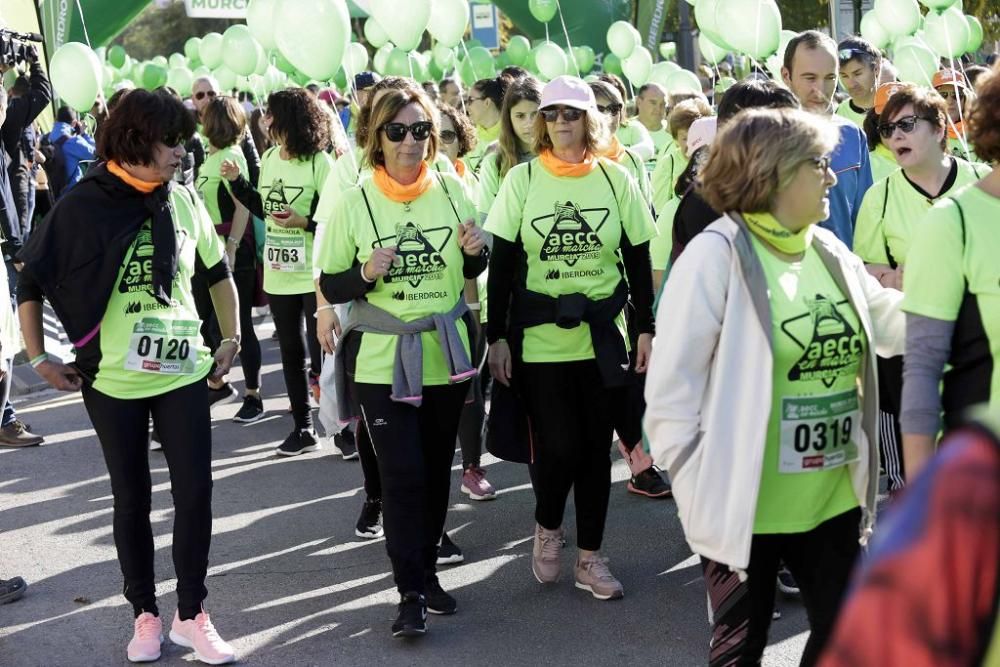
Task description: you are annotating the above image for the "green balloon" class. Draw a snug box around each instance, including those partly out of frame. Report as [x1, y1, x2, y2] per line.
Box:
[167, 66, 194, 96]
[664, 69, 702, 95]
[695, 0, 734, 52]
[427, 0, 469, 48]
[606, 21, 639, 59]
[433, 43, 455, 69]
[51, 42, 103, 111]
[107, 44, 127, 69]
[528, 0, 558, 23]
[572, 45, 595, 74]
[860, 12, 891, 50]
[648, 61, 681, 87]
[386, 48, 409, 77]
[274, 0, 351, 81]
[507, 35, 530, 66]
[535, 42, 567, 80]
[168, 53, 186, 69]
[466, 46, 495, 80]
[875, 0, 921, 39]
[428, 58, 445, 81]
[333, 67, 348, 89]
[273, 50, 296, 74]
[716, 0, 782, 59]
[151, 55, 168, 68]
[184, 37, 201, 62]
[894, 43, 938, 86]
[659, 42, 677, 60]
[364, 18, 389, 49]
[199, 32, 224, 69]
[918, 0, 958, 8]
[342, 42, 369, 76]
[214, 65, 238, 92]
[373, 43, 394, 74]
[141, 63, 167, 90]
[602, 53, 623, 77]
[923, 6, 971, 57]
[622, 46, 652, 86]
[699, 33, 728, 65]
[222, 24, 260, 77]
[371, 0, 430, 52]
[966, 15, 984, 53]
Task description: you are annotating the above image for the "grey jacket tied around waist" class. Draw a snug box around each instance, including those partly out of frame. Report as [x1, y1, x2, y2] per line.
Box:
[335, 298, 475, 419]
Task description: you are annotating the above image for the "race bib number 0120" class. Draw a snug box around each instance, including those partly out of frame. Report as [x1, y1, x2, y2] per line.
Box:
[779, 389, 860, 473]
[125, 318, 201, 375]
[264, 231, 307, 272]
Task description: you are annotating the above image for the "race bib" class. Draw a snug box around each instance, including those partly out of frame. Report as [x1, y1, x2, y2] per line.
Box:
[264, 231, 307, 272]
[779, 389, 861, 473]
[125, 318, 201, 375]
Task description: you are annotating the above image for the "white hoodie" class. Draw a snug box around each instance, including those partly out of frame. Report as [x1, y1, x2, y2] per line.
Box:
[644, 213, 905, 572]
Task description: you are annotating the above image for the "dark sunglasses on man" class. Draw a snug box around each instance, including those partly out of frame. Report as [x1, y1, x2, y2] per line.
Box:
[194, 90, 217, 101]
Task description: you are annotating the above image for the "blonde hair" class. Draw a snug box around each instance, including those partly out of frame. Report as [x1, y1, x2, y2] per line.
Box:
[363, 88, 440, 169]
[668, 98, 712, 139]
[531, 108, 609, 156]
[698, 107, 838, 214]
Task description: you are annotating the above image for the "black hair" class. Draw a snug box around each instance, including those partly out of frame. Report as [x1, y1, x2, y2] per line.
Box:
[837, 35, 881, 66]
[266, 88, 330, 159]
[473, 76, 511, 109]
[716, 78, 799, 126]
[97, 89, 196, 165]
[56, 106, 78, 124]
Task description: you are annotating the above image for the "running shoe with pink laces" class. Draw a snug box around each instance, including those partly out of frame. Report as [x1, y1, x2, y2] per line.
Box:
[460, 466, 497, 500]
[169, 609, 235, 665]
[127, 612, 163, 663]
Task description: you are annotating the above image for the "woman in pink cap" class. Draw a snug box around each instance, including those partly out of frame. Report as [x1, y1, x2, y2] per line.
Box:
[485, 75, 657, 600]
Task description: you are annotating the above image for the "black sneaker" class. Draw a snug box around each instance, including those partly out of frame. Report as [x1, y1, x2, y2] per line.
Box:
[208, 382, 239, 408]
[436, 532, 464, 566]
[777, 565, 800, 596]
[275, 429, 321, 457]
[425, 577, 457, 615]
[392, 592, 427, 638]
[355, 498, 384, 539]
[627, 467, 673, 498]
[332, 429, 358, 460]
[0, 576, 26, 604]
[233, 395, 265, 423]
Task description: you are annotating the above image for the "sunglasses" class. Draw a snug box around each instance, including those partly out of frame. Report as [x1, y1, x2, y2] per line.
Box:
[439, 129, 458, 144]
[878, 115, 935, 139]
[597, 103, 622, 116]
[539, 107, 585, 122]
[381, 121, 433, 142]
[194, 90, 217, 101]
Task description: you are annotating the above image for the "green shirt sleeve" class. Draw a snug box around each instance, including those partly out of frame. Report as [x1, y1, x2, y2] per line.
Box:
[315, 189, 360, 274]
[476, 153, 501, 219]
[650, 197, 680, 271]
[611, 161, 657, 246]
[483, 162, 529, 243]
[902, 199, 966, 321]
[853, 179, 890, 265]
[190, 186, 226, 267]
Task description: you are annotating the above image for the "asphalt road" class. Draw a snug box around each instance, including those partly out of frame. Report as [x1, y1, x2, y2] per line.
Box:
[0, 322, 811, 666]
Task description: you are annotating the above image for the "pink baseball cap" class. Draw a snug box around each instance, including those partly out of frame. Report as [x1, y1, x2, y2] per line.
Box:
[540, 75, 596, 111]
[685, 116, 717, 154]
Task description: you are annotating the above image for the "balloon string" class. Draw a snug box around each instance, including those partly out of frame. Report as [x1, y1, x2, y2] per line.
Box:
[555, 1, 580, 75]
[74, 0, 93, 48]
[340, 54, 361, 174]
[545, 22, 550, 44]
[753, 0, 762, 66]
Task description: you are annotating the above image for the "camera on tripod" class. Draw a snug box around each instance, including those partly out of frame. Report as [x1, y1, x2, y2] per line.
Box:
[0, 28, 42, 68]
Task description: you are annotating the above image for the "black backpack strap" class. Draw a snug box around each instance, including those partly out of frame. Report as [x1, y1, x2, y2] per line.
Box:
[359, 183, 381, 247]
[596, 160, 619, 205]
[879, 179, 898, 269]
[433, 170, 464, 225]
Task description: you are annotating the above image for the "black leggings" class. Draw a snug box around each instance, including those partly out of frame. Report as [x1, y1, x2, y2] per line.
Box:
[357, 382, 467, 594]
[267, 291, 321, 430]
[521, 360, 615, 551]
[701, 508, 862, 666]
[356, 420, 381, 500]
[457, 314, 488, 469]
[82, 379, 214, 621]
[193, 259, 263, 390]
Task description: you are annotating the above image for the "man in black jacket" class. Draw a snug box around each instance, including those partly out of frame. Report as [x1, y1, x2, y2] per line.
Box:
[1, 46, 51, 249]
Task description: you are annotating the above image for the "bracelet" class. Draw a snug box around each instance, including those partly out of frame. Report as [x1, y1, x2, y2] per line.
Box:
[360, 262, 375, 283]
[219, 337, 241, 352]
[29, 353, 48, 368]
[226, 237, 239, 247]
[313, 304, 336, 319]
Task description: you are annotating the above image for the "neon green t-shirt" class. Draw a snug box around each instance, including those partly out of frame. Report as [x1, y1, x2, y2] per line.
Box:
[947, 134, 981, 163]
[835, 98, 868, 129]
[195, 146, 248, 225]
[752, 236, 864, 533]
[869, 144, 899, 184]
[257, 146, 334, 295]
[316, 172, 476, 385]
[646, 122, 672, 173]
[651, 142, 688, 213]
[613, 147, 652, 207]
[903, 185, 1000, 412]
[484, 157, 657, 363]
[616, 121, 653, 155]
[854, 158, 988, 266]
[649, 196, 680, 272]
[467, 122, 501, 173]
[93, 186, 225, 399]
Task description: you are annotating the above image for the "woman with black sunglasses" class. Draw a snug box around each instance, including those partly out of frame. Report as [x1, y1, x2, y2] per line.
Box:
[317, 87, 487, 638]
[485, 76, 656, 601]
[222, 88, 334, 456]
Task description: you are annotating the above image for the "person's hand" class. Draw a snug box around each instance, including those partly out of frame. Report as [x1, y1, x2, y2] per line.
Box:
[879, 266, 904, 290]
[220, 160, 241, 182]
[363, 247, 397, 281]
[317, 307, 342, 355]
[488, 339, 512, 387]
[25, 45, 39, 64]
[634, 333, 653, 374]
[272, 206, 308, 229]
[210, 340, 239, 382]
[36, 360, 83, 392]
[457, 219, 486, 256]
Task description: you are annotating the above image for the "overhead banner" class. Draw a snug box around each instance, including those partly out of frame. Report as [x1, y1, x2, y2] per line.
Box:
[183, 0, 249, 19]
[636, 0, 669, 52]
[39, 0, 150, 52]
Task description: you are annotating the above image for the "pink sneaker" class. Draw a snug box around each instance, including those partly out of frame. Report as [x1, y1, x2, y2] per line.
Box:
[127, 612, 163, 663]
[169, 610, 235, 665]
[460, 466, 497, 500]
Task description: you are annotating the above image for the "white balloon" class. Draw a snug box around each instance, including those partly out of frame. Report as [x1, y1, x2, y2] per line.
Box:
[371, 0, 430, 52]
[274, 0, 351, 81]
[247, 0, 279, 51]
[427, 0, 469, 48]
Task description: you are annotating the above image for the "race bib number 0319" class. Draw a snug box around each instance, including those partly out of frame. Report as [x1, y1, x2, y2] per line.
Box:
[779, 389, 860, 473]
[125, 318, 201, 375]
[264, 232, 307, 272]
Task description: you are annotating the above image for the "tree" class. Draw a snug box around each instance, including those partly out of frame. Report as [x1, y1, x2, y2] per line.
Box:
[111, 2, 238, 61]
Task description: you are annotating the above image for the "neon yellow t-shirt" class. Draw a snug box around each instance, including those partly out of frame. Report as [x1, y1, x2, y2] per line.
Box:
[316, 172, 476, 385]
[752, 236, 864, 533]
[612, 147, 652, 207]
[646, 122, 672, 173]
[484, 157, 657, 363]
[616, 121, 653, 155]
[649, 196, 680, 272]
[195, 146, 248, 225]
[903, 185, 1000, 412]
[947, 135, 981, 163]
[258, 146, 334, 295]
[651, 142, 688, 213]
[467, 122, 501, 173]
[869, 144, 899, 184]
[854, 158, 987, 266]
[835, 98, 868, 129]
[93, 186, 225, 399]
